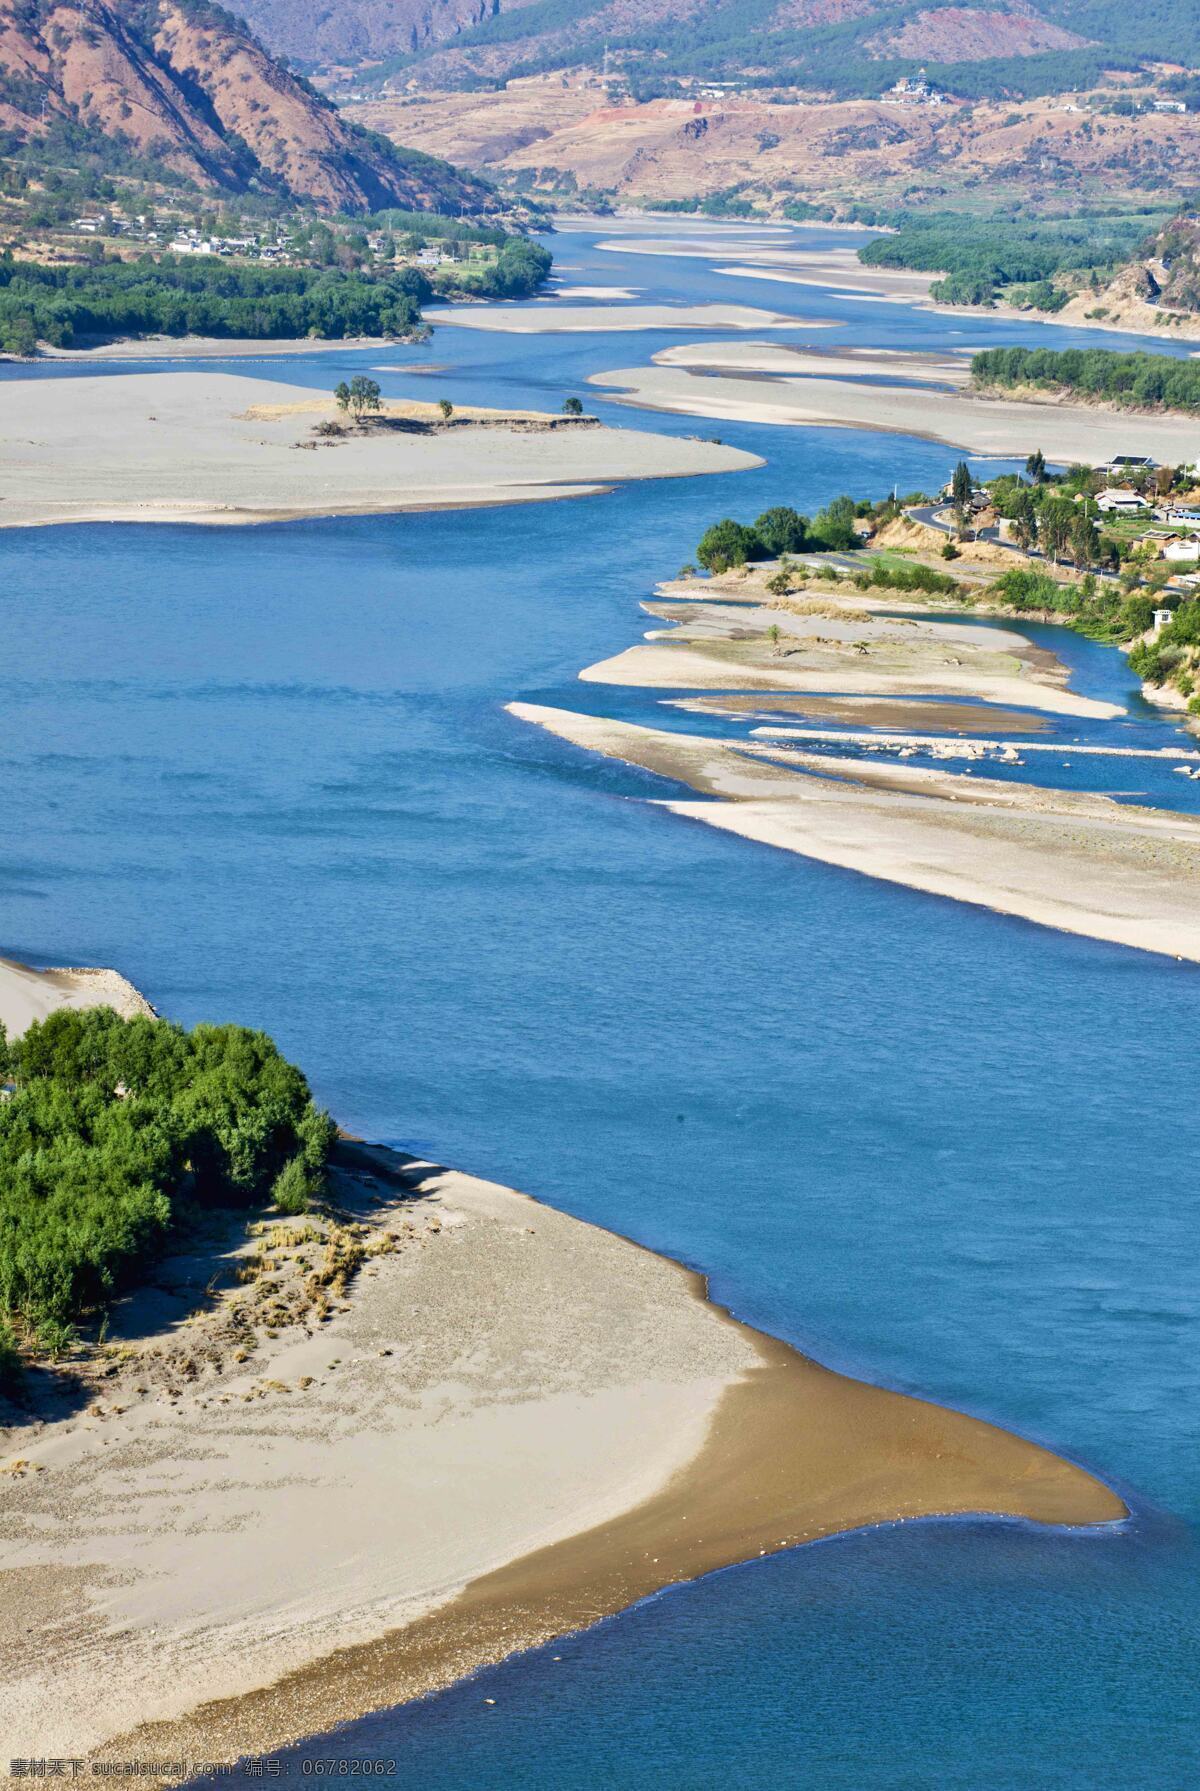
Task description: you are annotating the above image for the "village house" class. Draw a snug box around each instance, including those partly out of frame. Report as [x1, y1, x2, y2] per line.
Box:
[1096, 489, 1153, 514]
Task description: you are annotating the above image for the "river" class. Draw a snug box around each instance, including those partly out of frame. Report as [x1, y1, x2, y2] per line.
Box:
[1, 217, 1197, 1788]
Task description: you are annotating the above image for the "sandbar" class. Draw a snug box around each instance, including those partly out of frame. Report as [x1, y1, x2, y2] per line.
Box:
[509, 703, 1200, 962]
[596, 238, 937, 305]
[671, 692, 1054, 734]
[0, 960, 1123, 1765]
[550, 284, 642, 299]
[431, 301, 829, 332]
[0, 370, 761, 529]
[655, 340, 972, 383]
[580, 593, 1121, 721]
[590, 347, 1200, 462]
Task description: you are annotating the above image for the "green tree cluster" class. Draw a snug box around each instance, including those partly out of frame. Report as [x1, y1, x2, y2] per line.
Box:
[696, 495, 880, 571]
[972, 345, 1200, 415]
[443, 237, 552, 300]
[0, 252, 432, 352]
[0, 1009, 335, 1333]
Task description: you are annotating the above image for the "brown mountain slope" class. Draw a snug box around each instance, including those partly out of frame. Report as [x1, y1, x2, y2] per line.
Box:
[351, 76, 1200, 214]
[0, 0, 498, 213]
[869, 5, 1090, 59]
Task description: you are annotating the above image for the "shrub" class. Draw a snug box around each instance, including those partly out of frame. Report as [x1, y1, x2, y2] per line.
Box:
[271, 1154, 316, 1216]
[0, 1317, 20, 1390]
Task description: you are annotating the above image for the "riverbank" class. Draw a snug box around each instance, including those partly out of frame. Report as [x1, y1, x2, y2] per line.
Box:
[0, 370, 760, 529]
[0, 969, 1123, 1766]
[35, 336, 407, 362]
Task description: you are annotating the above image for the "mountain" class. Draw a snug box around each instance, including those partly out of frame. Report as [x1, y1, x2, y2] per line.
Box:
[234, 0, 547, 68]
[0, 0, 499, 213]
[299, 0, 1199, 100]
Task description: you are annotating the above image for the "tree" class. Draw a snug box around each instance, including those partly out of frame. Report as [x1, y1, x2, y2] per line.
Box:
[1039, 496, 1073, 563]
[1026, 448, 1047, 484]
[563, 396, 584, 416]
[951, 461, 974, 510]
[696, 518, 763, 572]
[438, 398, 454, 420]
[0, 313, 37, 357]
[753, 506, 809, 556]
[1069, 510, 1099, 570]
[1011, 487, 1038, 551]
[811, 495, 858, 551]
[335, 376, 382, 422]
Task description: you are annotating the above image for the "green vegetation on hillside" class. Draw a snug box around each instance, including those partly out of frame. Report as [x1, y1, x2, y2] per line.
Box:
[1129, 598, 1200, 706]
[859, 208, 1170, 309]
[981, 565, 1159, 641]
[0, 1009, 335, 1340]
[971, 345, 1200, 414]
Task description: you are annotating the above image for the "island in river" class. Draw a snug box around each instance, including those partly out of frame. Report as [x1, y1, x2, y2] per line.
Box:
[0, 957, 1123, 1767]
[0, 370, 759, 529]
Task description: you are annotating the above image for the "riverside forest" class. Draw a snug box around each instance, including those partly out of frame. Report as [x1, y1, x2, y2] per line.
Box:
[0, 235, 552, 353]
[970, 345, 1200, 413]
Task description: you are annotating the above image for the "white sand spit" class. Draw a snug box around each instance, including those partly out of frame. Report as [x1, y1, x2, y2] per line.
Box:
[509, 704, 1200, 963]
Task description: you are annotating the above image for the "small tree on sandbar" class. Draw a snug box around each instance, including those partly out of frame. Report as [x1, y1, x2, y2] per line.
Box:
[438, 398, 454, 420]
[563, 396, 584, 416]
[335, 376, 382, 423]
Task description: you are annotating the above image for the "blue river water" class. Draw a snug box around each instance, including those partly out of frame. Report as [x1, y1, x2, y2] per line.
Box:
[2, 219, 1198, 1786]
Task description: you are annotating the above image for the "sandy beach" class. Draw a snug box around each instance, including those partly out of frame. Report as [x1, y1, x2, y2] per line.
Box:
[430, 301, 830, 332]
[0, 1138, 1123, 1768]
[0, 370, 760, 528]
[509, 704, 1200, 963]
[0, 955, 155, 1035]
[590, 343, 1200, 462]
[579, 590, 1121, 721]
